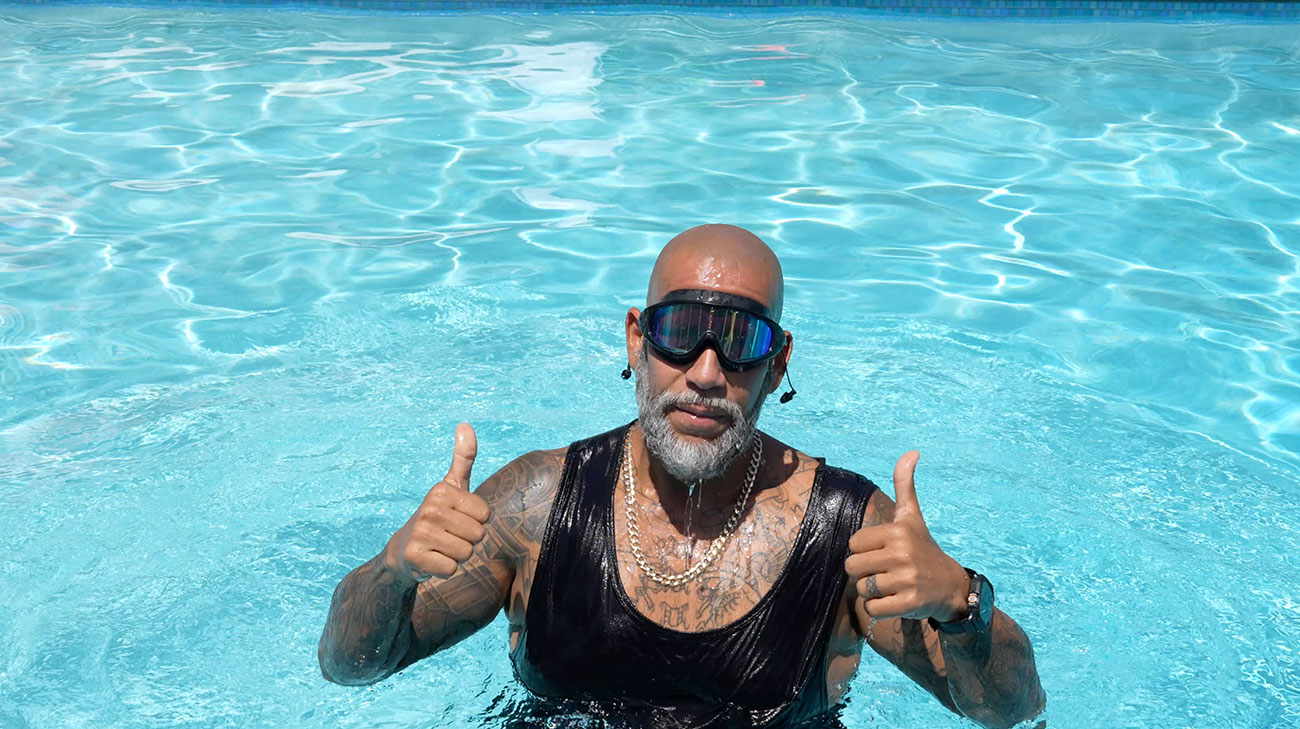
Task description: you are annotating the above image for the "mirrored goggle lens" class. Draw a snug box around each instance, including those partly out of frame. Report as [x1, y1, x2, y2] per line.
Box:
[645, 303, 776, 363]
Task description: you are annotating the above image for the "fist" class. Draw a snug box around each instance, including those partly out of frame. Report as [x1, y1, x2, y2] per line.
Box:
[385, 423, 491, 582]
[844, 451, 969, 623]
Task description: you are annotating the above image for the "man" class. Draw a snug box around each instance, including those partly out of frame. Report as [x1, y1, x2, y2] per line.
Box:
[318, 224, 1045, 728]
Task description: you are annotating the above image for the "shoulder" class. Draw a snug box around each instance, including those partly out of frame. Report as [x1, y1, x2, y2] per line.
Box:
[474, 447, 568, 561]
[472, 421, 628, 560]
[474, 447, 568, 513]
[475, 422, 629, 511]
[817, 463, 881, 496]
[757, 434, 881, 516]
[823, 464, 891, 528]
[791, 454, 891, 531]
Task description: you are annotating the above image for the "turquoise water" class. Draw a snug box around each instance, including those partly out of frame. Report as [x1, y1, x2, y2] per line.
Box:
[2, 6, 1299, 728]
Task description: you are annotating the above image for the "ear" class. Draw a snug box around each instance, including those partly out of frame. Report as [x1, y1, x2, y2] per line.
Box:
[625, 308, 643, 371]
[769, 330, 794, 394]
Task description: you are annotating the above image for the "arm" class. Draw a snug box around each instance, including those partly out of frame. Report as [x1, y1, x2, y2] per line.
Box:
[930, 608, 1044, 729]
[316, 541, 511, 685]
[317, 431, 561, 685]
[848, 466, 1046, 728]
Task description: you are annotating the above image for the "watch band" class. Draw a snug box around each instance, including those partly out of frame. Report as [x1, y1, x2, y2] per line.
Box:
[928, 568, 993, 635]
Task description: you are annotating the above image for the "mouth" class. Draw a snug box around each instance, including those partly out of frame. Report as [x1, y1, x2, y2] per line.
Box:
[669, 402, 731, 434]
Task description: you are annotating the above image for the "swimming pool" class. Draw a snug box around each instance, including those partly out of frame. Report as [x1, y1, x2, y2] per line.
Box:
[1, 3, 1298, 727]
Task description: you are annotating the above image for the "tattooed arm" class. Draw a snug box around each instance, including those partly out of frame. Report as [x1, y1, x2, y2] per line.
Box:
[851, 488, 1046, 729]
[318, 448, 563, 685]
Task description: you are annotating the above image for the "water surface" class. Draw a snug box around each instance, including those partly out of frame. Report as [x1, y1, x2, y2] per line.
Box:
[1, 8, 1298, 729]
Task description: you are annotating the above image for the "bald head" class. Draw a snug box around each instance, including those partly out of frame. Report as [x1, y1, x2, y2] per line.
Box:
[647, 224, 784, 322]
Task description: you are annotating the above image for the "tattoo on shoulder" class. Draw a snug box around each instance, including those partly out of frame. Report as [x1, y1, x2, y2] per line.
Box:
[477, 448, 566, 562]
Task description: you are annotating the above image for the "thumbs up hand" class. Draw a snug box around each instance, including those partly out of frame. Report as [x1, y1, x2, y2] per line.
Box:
[384, 423, 492, 583]
[844, 451, 971, 623]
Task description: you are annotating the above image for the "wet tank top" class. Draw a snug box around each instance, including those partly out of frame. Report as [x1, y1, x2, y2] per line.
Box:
[509, 423, 878, 728]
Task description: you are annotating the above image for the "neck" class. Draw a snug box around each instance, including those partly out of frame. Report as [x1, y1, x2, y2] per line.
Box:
[630, 424, 760, 537]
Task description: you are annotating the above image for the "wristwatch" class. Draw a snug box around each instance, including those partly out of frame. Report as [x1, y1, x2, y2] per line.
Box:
[929, 568, 994, 634]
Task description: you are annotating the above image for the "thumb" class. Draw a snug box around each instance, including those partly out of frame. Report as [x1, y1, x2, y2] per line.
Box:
[891, 450, 922, 521]
[443, 423, 477, 490]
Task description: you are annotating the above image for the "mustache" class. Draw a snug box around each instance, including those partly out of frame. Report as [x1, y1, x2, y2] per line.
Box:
[650, 388, 744, 421]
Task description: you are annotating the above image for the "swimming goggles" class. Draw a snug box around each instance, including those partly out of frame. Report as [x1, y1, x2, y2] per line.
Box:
[638, 288, 786, 372]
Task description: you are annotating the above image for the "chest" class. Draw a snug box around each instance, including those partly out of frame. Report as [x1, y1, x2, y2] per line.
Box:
[609, 481, 812, 633]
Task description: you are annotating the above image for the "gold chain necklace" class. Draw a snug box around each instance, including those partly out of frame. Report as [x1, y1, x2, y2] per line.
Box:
[621, 428, 763, 588]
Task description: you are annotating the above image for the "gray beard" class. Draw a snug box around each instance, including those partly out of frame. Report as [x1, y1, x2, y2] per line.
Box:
[633, 351, 769, 484]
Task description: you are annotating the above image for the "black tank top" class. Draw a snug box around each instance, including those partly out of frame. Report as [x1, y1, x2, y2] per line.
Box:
[509, 423, 878, 728]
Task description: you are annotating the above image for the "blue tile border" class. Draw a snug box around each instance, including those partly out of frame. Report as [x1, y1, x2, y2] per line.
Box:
[3, 0, 1300, 19]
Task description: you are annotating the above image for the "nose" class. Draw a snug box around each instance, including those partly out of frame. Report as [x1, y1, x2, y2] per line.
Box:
[684, 345, 727, 395]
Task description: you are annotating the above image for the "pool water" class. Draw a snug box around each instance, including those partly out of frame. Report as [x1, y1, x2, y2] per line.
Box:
[1, 6, 1298, 728]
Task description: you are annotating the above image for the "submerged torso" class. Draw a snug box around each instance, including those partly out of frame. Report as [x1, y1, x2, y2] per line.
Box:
[504, 423, 878, 727]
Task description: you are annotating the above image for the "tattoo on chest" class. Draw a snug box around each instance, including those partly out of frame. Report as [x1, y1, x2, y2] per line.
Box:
[660, 603, 689, 630]
[614, 462, 817, 633]
[694, 575, 743, 626]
